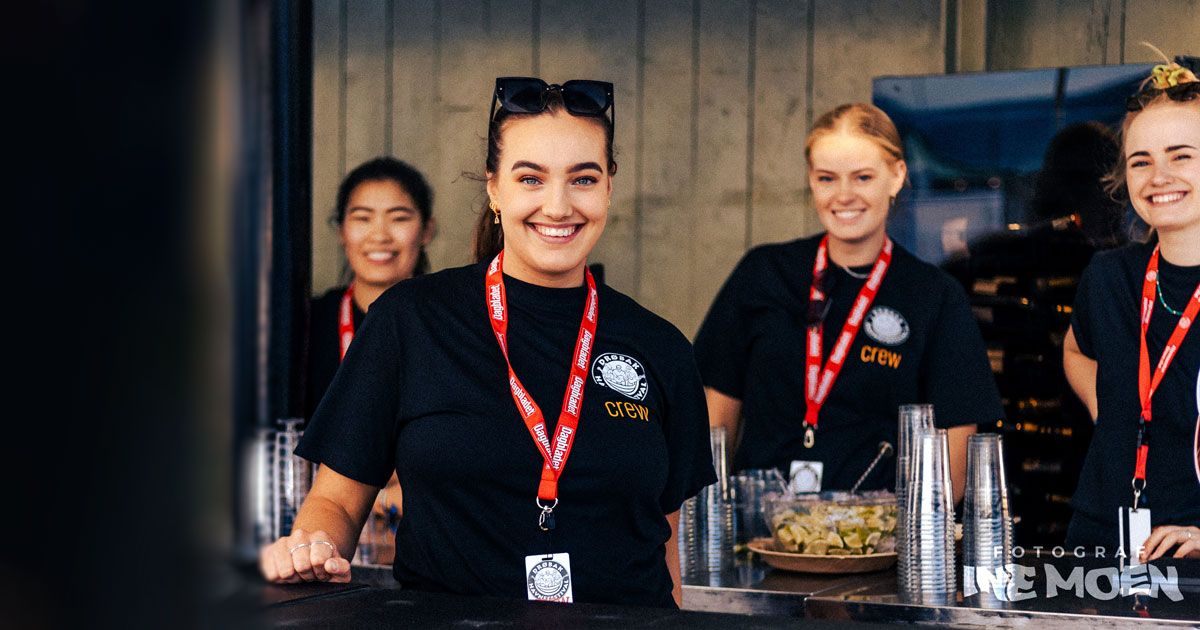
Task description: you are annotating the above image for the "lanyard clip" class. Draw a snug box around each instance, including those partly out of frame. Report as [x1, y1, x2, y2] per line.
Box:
[1131, 477, 1146, 511]
[803, 426, 815, 449]
[537, 497, 558, 531]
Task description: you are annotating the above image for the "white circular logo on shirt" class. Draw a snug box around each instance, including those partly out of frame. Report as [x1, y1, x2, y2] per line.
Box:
[527, 560, 571, 600]
[864, 306, 910, 346]
[591, 353, 648, 400]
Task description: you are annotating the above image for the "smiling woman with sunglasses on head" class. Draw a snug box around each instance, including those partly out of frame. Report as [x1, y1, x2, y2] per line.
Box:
[694, 103, 1003, 501]
[1063, 53, 1200, 561]
[260, 77, 715, 608]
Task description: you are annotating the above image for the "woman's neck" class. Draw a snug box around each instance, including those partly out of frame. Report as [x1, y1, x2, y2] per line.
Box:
[1157, 224, 1200, 267]
[502, 252, 586, 288]
[352, 281, 388, 311]
[826, 231, 886, 267]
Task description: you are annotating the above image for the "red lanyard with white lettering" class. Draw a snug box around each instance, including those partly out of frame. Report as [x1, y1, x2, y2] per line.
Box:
[338, 284, 356, 361]
[803, 236, 893, 448]
[486, 252, 598, 530]
[1131, 246, 1200, 507]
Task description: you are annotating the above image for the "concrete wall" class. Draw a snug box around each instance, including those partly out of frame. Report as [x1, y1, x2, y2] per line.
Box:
[312, 0, 1198, 336]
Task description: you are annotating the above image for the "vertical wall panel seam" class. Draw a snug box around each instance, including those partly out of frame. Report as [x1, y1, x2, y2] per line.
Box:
[633, 0, 646, 298]
[1100, 0, 1111, 64]
[432, 0, 443, 248]
[744, 0, 756, 251]
[981, 0, 989, 71]
[531, 0, 541, 75]
[943, 0, 957, 73]
[1118, 0, 1126, 63]
[804, 0, 814, 236]
[690, 0, 700, 182]
[804, 0, 814, 133]
[384, 0, 394, 155]
[690, 0, 700, 311]
[338, 0, 348, 177]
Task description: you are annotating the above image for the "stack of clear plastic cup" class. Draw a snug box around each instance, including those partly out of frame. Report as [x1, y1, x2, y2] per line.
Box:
[701, 427, 734, 573]
[896, 404, 935, 590]
[249, 426, 277, 547]
[962, 433, 1014, 601]
[678, 495, 703, 578]
[732, 469, 781, 545]
[272, 418, 312, 539]
[901, 428, 956, 596]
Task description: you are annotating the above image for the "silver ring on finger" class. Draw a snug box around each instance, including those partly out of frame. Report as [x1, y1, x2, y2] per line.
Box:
[310, 540, 337, 554]
[288, 543, 311, 554]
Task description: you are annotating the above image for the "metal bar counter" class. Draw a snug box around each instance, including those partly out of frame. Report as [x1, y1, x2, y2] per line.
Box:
[252, 564, 887, 629]
[682, 554, 1200, 628]
[246, 557, 1200, 628]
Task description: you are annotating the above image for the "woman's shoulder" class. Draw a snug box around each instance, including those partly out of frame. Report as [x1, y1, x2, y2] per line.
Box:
[312, 285, 347, 307]
[309, 286, 348, 325]
[890, 243, 963, 295]
[599, 284, 693, 353]
[740, 235, 819, 271]
[1083, 241, 1153, 276]
[373, 262, 485, 313]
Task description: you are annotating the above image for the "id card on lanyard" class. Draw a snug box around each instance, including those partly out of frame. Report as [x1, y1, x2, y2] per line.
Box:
[486, 252, 597, 603]
[1123, 246, 1200, 565]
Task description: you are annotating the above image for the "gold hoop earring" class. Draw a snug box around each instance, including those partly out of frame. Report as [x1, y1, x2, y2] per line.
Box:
[489, 200, 500, 224]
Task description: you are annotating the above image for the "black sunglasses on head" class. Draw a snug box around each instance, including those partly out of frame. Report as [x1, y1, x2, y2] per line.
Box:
[490, 77, 615, 131]
[1125, 81, 1200, 111]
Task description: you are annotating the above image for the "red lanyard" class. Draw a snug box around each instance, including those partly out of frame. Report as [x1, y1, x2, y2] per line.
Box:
[486, 252, 598, 516]
[803, 236, 893, 448]
[1132, 246, 1200, 505]
[338, 284, 356, 362]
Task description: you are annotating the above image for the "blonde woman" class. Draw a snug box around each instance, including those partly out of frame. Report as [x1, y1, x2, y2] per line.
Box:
[695, 103, 1003, 501]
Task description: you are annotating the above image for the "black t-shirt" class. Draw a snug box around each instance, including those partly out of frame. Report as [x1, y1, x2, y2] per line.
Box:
[296, 262, 716, 608]
[694, 234, 1004, 491]
[1066, 242, 1200, 547]
[306, 287, 366, 420]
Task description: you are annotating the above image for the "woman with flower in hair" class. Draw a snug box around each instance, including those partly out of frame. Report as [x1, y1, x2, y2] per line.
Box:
[1063, 52, 1200, 560]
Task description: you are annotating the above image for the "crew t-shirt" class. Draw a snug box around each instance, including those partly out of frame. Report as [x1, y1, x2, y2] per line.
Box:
[296, 261, 716, 608]
[305, 287, 365, 420]
[694, 234, 1005, 490]
[1067, 242, 1200, 547]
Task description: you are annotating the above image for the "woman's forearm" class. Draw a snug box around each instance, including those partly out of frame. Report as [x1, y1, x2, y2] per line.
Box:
[665, 511, 682, 608]
[291, 464, 379, 559]
[1063, 326, 1098, 421]
[292, 494, 367, 560]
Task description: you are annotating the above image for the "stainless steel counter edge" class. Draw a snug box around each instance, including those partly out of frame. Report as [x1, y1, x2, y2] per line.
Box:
[803, 595, 1200, 629]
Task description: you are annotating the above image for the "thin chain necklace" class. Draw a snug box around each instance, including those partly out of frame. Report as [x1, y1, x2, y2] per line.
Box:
[839, 264, 871, 280]
[1157, 279, 1184, 316]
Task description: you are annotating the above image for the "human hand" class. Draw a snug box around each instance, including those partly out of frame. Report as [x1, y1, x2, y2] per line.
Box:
[1140, 525, 1200, 562]
[260, 528, 352, 583]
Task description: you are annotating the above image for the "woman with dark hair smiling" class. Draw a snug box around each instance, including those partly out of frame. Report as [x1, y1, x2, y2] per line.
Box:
[307, 157, 436, 420]
[261, 78, 715, 608]
[305, 157, 436, 566]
